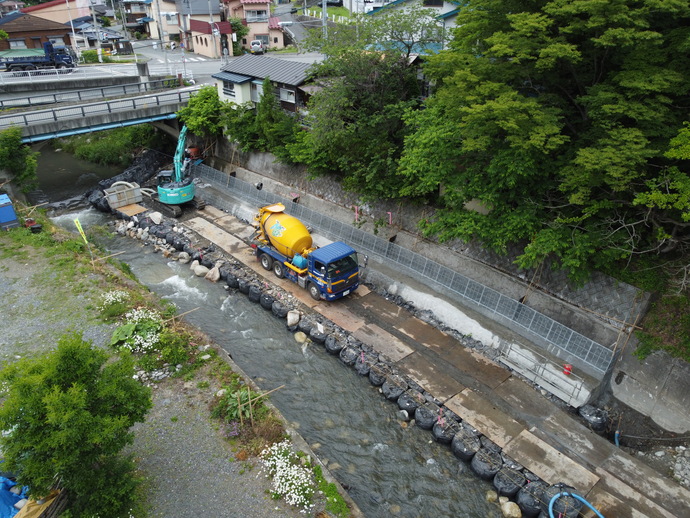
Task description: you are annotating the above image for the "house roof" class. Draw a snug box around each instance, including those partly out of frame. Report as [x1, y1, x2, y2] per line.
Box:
[219, 54, 313, 86]
[211, 71, 252, 83]
[189, 18, 232, 34]
[0, 11, 73, 32]
[240, 0, 270, 4]
[21, 0, 76, 12]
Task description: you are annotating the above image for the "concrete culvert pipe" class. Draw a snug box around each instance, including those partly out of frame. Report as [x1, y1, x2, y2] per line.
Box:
[516, 481, 548, 517]
[493, 466, 526, 497]
[470, 447, 503, 480]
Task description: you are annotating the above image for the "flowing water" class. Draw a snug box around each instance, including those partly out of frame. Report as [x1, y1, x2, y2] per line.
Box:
[32, 143, 122, 202]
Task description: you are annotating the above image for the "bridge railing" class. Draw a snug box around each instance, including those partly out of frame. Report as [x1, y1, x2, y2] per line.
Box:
[0, 78, 187, 109]
[0, 87, 200, 130]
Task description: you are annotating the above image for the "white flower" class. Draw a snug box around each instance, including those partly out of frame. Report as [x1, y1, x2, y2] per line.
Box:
[259, 440, 315, 512]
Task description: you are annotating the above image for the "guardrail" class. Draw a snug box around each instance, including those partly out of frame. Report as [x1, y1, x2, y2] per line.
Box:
[0, 63, 193, 86]
[0, 78, 186, 109]
[0, 87, 200, 130]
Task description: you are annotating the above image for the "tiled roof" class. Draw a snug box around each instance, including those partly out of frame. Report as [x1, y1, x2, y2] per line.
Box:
[219, 54, 313, 86]
[240, 0, 269, 4]
[268, 15, 281, 30]
[21, 0, 75, 12]
[0, 11, 74, 31]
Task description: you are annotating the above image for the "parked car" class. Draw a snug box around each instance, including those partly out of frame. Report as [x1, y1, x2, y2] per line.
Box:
[249, 40, 265, 54]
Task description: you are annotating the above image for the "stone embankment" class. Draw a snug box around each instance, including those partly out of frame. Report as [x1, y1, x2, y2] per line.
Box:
[104, 206, 689, 518]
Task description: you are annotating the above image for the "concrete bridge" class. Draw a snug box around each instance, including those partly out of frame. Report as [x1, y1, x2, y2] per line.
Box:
[0, 86, 200, 143]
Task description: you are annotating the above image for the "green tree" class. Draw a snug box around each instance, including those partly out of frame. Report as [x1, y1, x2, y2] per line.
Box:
[399, 0, 690, 282]
[0, 30, 8, 40]
[0, 332, 152, 517]
[228, 17, 250, 56]
[254, 78, 299, 157]
[177, 85, 228, 139]
[0, 127, 39, 193]
[286, 49, 420, 197]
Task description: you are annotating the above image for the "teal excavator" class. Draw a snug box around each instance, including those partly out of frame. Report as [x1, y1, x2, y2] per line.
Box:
[143, 125, 205, 217]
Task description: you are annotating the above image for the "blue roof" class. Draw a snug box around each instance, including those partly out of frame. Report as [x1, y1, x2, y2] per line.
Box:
[211, 71, 252, 84]
[311, 242, 356, 264]
[137, 16, 154, 22]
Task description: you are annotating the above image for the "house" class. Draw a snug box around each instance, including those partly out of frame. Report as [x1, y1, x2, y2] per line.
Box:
[0, 11, 76, 50]
[212, 54, 314, 112]
[0, 1, 25, 17]
[222, 0, 285, 52]
[20, 0, 91, 25]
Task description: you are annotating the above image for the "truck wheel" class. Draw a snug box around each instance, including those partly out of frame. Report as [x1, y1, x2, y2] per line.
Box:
[308, 283, 322, 301]
[259, 253, 273, 271]
[273, 262, 285, 279]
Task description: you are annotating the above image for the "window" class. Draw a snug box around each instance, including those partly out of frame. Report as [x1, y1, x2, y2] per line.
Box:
[246, 9, 268, 22]
[9, 39, 27, 49]
[48, 37, 65, 45]
[279, 88, 295, 103]
[254, 34, 269, 46]
[222, 81, 236, 98]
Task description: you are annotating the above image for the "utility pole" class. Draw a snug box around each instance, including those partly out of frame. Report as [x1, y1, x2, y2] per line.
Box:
[89, 0, 103, 62]
[207, 0, 218, 59]
[65, 0, 80, 59]
[321, 0, 327, 40]
[154, 0, 169, 71]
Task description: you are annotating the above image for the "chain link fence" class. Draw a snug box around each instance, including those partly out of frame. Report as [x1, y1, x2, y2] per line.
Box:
[195, 164, 614, 375]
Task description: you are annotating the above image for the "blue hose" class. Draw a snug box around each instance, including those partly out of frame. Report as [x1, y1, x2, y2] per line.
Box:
[549, 491, 605, 518]
[614, 430, 620, 447]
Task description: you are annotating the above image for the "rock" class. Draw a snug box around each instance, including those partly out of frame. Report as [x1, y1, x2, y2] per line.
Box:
[200, 354, 212, 361]
[190, 259, 199, 270]
[294, 331, 308, 343]
[398, 409, 410, 421]
[286, 310, 300, 327]
[150, 211, 163, 224]
[193, 264, 210, 277]
[501, 501, 522, 518]
[485, 490, 498, 503]
[178, 251, 191, 264]
[655, 450, 666, 457]
[205, 266, 221, 282]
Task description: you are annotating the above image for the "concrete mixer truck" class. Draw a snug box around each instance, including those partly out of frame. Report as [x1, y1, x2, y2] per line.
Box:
[252, 203, 361, 301]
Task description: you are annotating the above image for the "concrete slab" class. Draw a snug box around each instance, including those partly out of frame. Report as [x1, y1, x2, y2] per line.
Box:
[397, 352, 465, 403]
[352, 323, 414, 363]
[581, 485, 651, 518]
[590, 470, 671, 518]
[493, 377, 558, 424]
[185, 217, 249, 256]
[502, 429, 599, 492]
[536, 414, 614, 472]
[599, 449, 690, 518]
[445, 390, 525, 449]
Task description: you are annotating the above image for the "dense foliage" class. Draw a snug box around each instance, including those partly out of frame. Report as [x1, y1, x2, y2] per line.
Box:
[55, 125, 160, 166]
[0, 127, 39, 193]
[397, 0, 690, 282]
[0, 332, 152, 517]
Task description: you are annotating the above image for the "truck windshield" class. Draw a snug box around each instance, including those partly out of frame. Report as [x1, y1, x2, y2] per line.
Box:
[326, 254, 358, 277]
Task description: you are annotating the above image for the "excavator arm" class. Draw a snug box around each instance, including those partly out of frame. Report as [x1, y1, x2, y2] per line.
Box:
[173, 125, 189, 182]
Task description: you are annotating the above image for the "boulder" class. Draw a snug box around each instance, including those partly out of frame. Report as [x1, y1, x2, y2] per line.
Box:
[286, 310, 301, 327]
[205, 266, 221, 282]
[500, 501, 522, 518]
[193, 264, 210, 277]
[150, 211, 163, 225]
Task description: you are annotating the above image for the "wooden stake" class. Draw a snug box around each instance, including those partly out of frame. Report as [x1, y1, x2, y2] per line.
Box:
[237, 392, 243, 427]
[248, 386, 254, 427]
[163, 307, 200, 324]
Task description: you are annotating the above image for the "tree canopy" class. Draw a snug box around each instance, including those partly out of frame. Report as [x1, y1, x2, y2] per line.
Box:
[0, 332, 152, 517]
[0, 127, 38, 193]
[397, 0, 690, 282]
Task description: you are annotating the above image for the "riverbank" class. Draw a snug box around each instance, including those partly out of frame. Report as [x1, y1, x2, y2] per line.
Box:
[0, 215, 349, 518]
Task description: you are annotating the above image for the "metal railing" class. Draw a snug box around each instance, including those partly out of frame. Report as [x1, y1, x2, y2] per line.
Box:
[194, 164, 615, 375]
[0, 78, 187, 109]
[0, 87, 199, 130]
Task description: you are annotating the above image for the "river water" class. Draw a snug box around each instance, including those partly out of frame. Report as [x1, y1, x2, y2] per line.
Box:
[41, 142, 501, 516]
